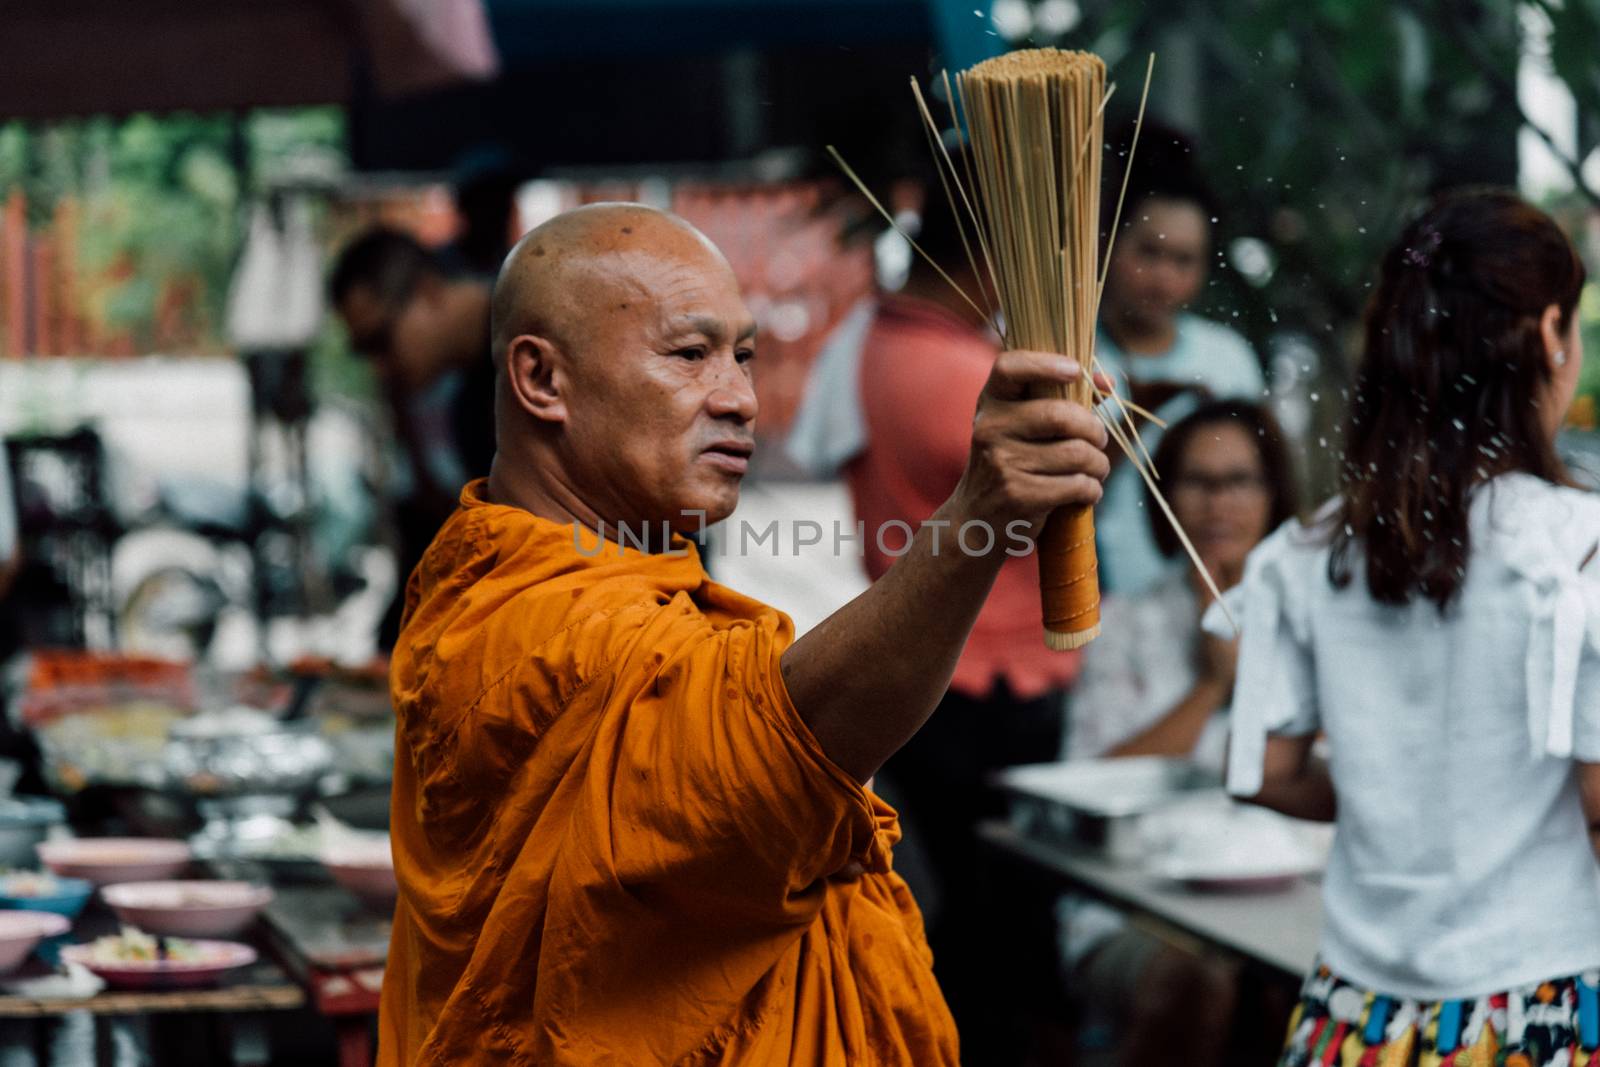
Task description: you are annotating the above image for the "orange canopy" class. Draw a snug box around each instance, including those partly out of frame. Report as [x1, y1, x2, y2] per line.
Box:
[378, 479, 958, 1065]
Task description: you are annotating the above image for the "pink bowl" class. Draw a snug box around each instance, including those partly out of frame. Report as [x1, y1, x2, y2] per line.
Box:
[321, 843, 397, 911]
[100, 881, 273, 939]
[61, 939, 256, 989]
[0, 911, 71, 972]
[37, 839, 191, 886]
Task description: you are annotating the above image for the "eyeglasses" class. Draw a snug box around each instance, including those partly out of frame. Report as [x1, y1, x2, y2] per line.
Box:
[1170, 471, 1269, 499]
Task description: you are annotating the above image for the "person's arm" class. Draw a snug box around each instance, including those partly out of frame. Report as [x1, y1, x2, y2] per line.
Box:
[781, 350, 1110, 783]
[1110, 568, 1243, 758]
[1108, 675, 1229, 758]
[1579, 763, 1600, 863]
[1239, 733, 1335, 822]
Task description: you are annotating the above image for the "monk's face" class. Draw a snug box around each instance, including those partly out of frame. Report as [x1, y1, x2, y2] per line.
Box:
[560, 238, 758, 533]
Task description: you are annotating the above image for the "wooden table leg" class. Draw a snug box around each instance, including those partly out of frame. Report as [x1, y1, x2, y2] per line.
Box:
[228, 1012, 270, 1067]
[92, 1016, 115, 1067]
[336, 1017, 372, 1067]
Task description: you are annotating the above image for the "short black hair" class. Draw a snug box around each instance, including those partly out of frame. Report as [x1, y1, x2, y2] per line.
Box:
[1103, 119, 1220, 234]
[1146, 399, 1299, 557]
[909, 144, 983, 272]
[328, 227, 442, 311]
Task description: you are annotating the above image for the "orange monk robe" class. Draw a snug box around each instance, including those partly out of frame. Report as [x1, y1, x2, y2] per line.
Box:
[377, 479, 959, 1065]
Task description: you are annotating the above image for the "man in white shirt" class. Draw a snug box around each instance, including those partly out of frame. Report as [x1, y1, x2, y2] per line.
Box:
[1093, 122, 1266, 594]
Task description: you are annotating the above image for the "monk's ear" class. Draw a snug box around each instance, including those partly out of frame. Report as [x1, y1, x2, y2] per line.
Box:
[505, 334, 567, 424]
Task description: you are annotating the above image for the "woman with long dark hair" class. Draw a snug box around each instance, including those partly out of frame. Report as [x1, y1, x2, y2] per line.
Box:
[1219, 188, 1600, 1064]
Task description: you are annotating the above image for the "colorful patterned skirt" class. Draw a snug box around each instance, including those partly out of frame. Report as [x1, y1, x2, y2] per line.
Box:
[1281, 963, 1600, 1066]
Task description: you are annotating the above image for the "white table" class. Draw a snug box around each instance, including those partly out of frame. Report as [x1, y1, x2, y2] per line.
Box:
[978, 820, 1323, 979]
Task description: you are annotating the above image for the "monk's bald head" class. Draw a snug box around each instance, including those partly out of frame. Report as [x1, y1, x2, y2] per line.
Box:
[485, 201, 758, 534]
[490, 203, 731, 364]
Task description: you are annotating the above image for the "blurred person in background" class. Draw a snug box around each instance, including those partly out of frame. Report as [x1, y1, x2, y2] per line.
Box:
[1227, 189, 1600, 1065]
[1094, 121, 1266, 595]
[838, 169, 1084, 1062]
[1061, 400, 1298, 1067]
[329, 228, 496, 647]
[436, 144, 527, 281]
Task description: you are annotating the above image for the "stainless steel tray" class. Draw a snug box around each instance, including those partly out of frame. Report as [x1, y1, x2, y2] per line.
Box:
[994, 757, 1224, 859]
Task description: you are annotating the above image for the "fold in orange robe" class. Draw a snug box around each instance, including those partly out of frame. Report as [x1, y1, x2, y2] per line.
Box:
[377, 479, 959, 1065]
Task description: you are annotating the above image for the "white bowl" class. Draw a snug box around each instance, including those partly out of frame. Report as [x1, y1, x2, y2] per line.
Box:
[0, 910, 71, 972]
[37, 838, 192, 886]
[100, 881, 273, 939]
[321, 840, 396, 911]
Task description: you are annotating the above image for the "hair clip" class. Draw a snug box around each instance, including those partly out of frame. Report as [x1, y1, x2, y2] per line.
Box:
[1402, 225, 1444, 269]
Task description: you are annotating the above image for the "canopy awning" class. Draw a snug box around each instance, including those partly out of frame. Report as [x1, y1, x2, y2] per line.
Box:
[0, 0, 499, 120]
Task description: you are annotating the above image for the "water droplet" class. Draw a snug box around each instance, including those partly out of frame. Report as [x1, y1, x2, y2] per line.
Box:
[1310, 391, 1320, 402]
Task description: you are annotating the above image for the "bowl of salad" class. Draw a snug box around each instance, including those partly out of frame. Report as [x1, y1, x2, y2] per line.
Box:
[61, 928, 257, 989]
[100, 881, 272, 939]
[0, 871, 93, 919]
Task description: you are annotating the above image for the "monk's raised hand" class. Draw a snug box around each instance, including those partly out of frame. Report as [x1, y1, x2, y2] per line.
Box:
[950, 349, 1111, 537]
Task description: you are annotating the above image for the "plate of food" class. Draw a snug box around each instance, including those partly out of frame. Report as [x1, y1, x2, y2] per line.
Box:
[61, 928, 257, 989]
[1139, 795, 1331, 892]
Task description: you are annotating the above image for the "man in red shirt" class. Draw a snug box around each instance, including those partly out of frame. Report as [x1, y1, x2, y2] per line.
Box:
[846, 182, 1083, 1060]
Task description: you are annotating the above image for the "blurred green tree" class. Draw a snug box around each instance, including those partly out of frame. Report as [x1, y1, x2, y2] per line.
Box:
[0, 109, 345, 359]
[999, 0, 1600, 481]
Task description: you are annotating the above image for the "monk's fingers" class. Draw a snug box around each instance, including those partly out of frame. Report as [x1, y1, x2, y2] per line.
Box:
[983, 349, 1086, 402]
[1008, 468, 1107, 512]
[1007, 437, 1112, 482]
[992, 396, 1110, 447]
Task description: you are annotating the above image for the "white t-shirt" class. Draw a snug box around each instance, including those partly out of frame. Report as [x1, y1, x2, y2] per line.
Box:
[1210, 474, 1600, 999]
[1094, 314, 1265, 594]
[1066, 571, 1228, 770]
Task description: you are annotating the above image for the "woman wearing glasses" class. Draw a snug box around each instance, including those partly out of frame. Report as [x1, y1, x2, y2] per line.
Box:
[1068, 399, 1299, 768]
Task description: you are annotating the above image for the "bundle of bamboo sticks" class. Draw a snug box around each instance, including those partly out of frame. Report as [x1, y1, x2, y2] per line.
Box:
[956, 50, 1109, 649]
[830, 48, 1231, 649]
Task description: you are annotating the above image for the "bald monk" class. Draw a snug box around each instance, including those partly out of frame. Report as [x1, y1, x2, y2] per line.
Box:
[378, 203, 1110, 1065]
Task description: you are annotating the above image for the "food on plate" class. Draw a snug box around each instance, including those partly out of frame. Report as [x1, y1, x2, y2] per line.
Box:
[0, 871, 64, 898]
[82, 927, 205, 965]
